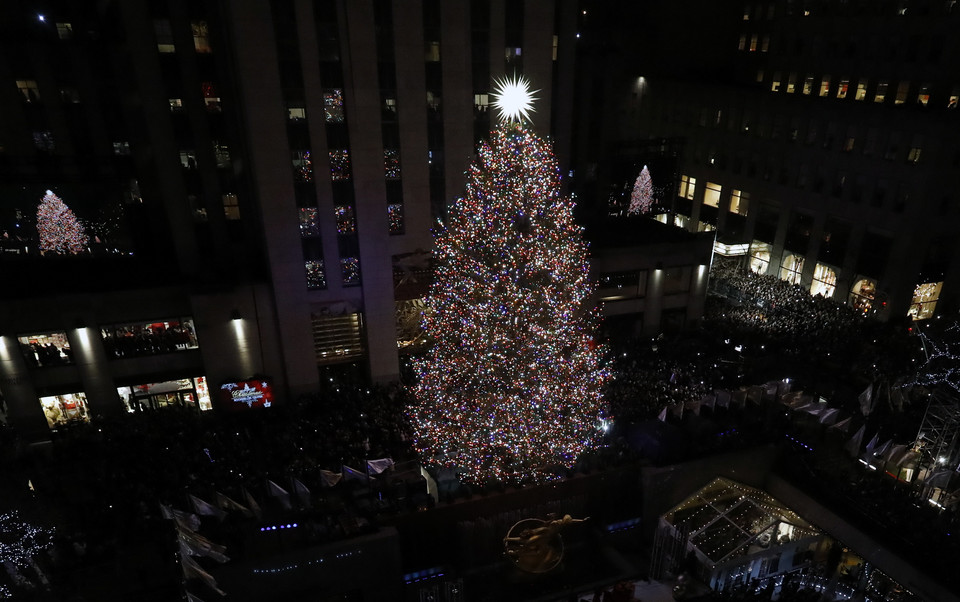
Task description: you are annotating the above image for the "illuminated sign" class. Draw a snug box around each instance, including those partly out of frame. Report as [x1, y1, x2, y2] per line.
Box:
[219, 380, 274, 410]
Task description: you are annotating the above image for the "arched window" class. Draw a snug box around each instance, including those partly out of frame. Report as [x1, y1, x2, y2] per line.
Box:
[779, 253, 804, 285]
[810, 263, 837, 298]
[849, 278, 876, 313]
[749, 242, 771, 274]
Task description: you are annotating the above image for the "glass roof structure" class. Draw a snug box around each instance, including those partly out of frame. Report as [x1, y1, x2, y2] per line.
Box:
[663, 477, 821, 564]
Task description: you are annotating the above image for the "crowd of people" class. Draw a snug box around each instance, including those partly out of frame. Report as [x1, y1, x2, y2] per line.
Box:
[100, 321, 198, 359]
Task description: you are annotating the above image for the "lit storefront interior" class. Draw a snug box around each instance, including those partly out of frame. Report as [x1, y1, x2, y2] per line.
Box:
[18, 332, 74, 367]
[810, 263, 837, 298]
[118, 377, 212, 412]
[39, 392, 90, 429]
[907, 282, 942, 321]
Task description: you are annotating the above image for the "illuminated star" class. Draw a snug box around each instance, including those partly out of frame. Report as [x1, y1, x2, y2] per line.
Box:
[491, 75, 539, 123]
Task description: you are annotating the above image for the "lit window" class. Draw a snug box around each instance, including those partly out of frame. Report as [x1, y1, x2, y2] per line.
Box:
[222, 193, 240, 220]
[810, 263, 837, 298]
[154, 19, 175, 53]
[908, 282, 943, 320]
[679, 175, 696, 200]
[169, 98, 183, 112]
[855, 78, 868, 101]
[703, 182, 722, 207]
[324, 89, 344, 123]
[383, 97, 397, 113]
[335, 204, 356, 234]
[749, 34, 758, 51]
[426, 91, 440, 110]
[505, 47, 522, 61]
[188, 195, 206, 221]
[305, 260, 326, 289]
[819, 76, 831, 97]
[849, 278, 876, 314]
[201, 82, 221, 112]
[16, 80, 39, 102]
[179, 150, 197, 169]
[56, 22, 73, 40]
[292, 150, 312, 182]
[474, 93, 489, 112]
[786, 73, 797, 93]
[730, 190, 749, 215]
[779, 253, 804, 285]
[18, 332, 75, 368]
[756, 69, 764, 83]
[836, 78, 849, 99]
[948, 89, 959, 109]
[39, 393, 90, 429]
[288, 104, 306, 120]
[384, 149, 401, 180]
[213, 142, 231, 168]
[894, 81, 909, 105]
[341, 256, 361, 286]
[388, 203, 404, 234]
[907, 147, 922, 164]
[425, 41, 441, 62]
[743, 5, 750, 20]
[917, 83, 931, 106]
[738, 34, 746, 51]
[761, 35, 770, 52]
[552, 35, 558, 61]
[299, 207, 320, 237]
[771, 72, 781, 92]
[874, 80, 888, 103]
[112, 141, 131, 156]
[192, 21, 212, 53]
[802, 76, 814, 95]
[843, 136, 855, 153]
[329, 149, 351, 181]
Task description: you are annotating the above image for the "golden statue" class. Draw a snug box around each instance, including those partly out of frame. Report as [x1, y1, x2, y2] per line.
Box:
[503, 514, 588, 573]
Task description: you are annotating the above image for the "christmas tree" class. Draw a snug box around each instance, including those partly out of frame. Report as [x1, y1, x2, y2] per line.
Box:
[36, 190, 88, 255]
[408, 76, 609, 485]
[628, 165, 653, 215]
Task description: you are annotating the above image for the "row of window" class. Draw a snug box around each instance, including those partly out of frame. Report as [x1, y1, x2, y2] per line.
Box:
[760, 72, 959, 110]
[154, 19, 213, 54]
[679, 176, 750, 217]
[18, 318, 198, 368]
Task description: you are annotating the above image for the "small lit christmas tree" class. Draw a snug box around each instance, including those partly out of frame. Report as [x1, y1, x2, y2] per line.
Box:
[628, 165, 653, 215]
[36, 190, 88, 255]
[408, 76, 609, 484]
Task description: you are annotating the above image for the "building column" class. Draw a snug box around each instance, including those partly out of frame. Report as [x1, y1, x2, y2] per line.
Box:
[0, 335, 48, 436]
[643, 266, 664, 334]
[68, 322, 124, 417]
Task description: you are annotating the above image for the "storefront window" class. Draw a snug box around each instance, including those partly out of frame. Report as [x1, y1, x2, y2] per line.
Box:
[39, 392, 90, 429]
[18, 332, 74, 367]
[810, 263, 837, 298]
[749, 242, 771, 275]
[118, 376, 212, 412]
[849, 278, 876, 314]
[779, 253, 804, 285]
[101, 318, 199, 359]
[908, 282, 942, 320]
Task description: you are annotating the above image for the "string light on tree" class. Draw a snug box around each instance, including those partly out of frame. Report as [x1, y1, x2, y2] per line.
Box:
[407, 91, 610, 485]
[0, 511, 55, 570]
[628, 165, 654, 215]
[491, 75, 539, 123]
[36, 190, 88, 255]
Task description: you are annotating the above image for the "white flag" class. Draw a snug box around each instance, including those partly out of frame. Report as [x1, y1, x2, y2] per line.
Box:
[366, 458, 395, 474]
[160, 503, 201, 532]
[859, 384, 875, 416]
[190, 495, 226, 520]
[844, 425, 865, 458]
[215, 491, 252, 518]
[242, 487, 262, 520]
[291, 477, 311, 503]
[266, 479, 291, 509]
[657, 407, 667, 422]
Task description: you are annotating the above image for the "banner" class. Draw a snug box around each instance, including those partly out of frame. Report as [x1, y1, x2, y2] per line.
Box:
[178, 529, 230, 563]
[291, 477, 311, 502]
[858, 383, 875, 417]
[181, 553, 227, 596]
[218, 379, 274, 411]
[818, 408, 841, 425]
[829, 417, 852, 432]
[266, 479, 291, 509]
[657, 407, 667, 422]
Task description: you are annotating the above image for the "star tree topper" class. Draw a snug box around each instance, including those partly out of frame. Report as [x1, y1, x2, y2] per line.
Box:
[491, 75, 539, 123]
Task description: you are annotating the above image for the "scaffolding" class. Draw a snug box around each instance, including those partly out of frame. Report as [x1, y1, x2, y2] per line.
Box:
[914, 389, 960, 475]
